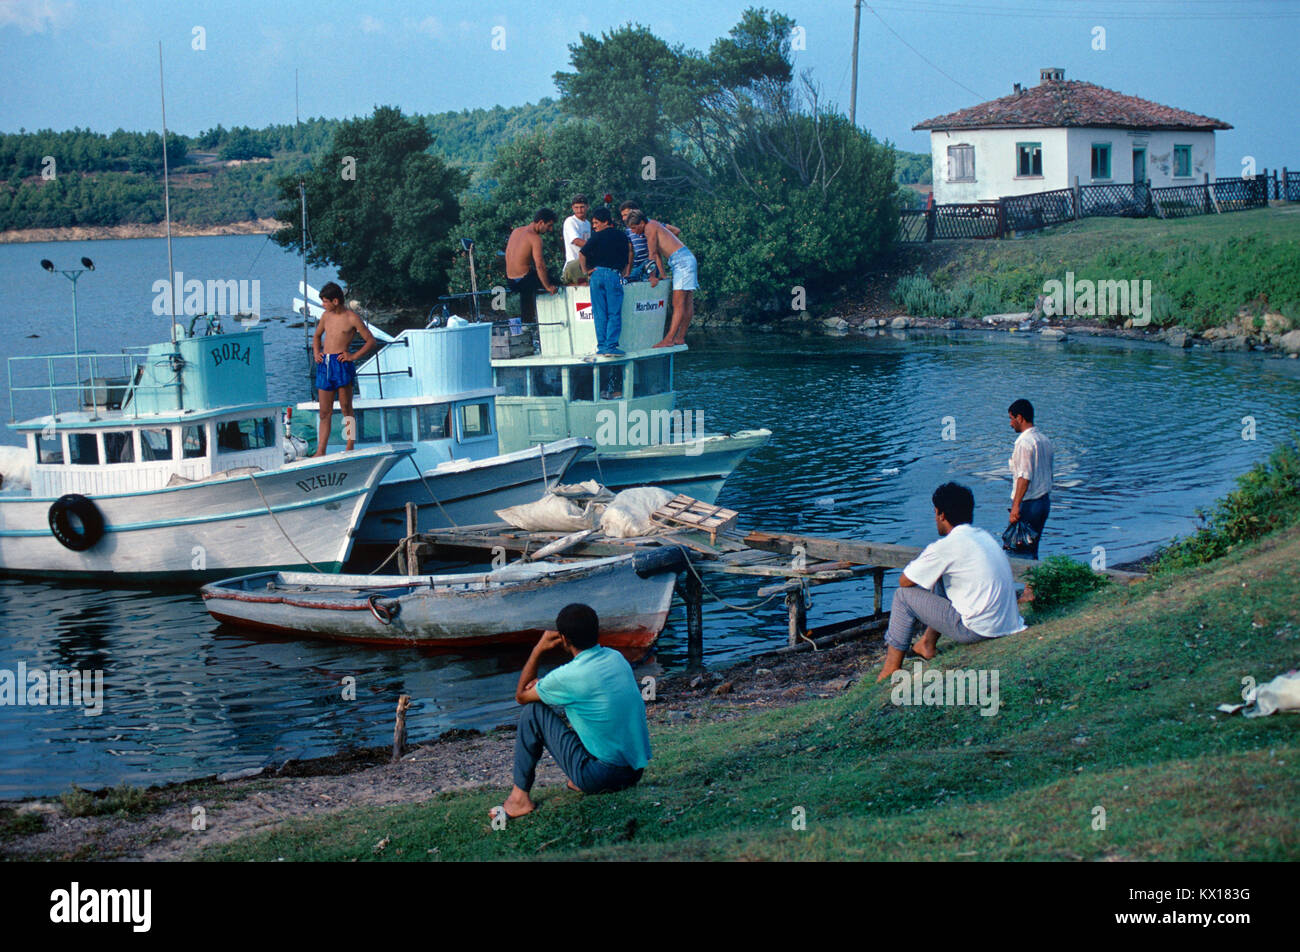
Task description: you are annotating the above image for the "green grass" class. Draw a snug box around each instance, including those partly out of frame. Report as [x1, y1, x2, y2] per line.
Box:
[58, 783, 151, 818]
[202, 517, 1300, 862]
[892, 207, 1300, 330]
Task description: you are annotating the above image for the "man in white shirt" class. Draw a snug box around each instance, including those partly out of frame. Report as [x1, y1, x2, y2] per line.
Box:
[560, 195, 592, 284]
[877, 482, 1025, 682]
[1006, 398, 1054, 559]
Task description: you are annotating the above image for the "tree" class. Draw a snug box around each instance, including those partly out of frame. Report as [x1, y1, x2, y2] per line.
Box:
[271, 106, 468, 307]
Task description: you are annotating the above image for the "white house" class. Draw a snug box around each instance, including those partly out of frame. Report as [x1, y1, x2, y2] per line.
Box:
[915, 68, 1231, 205]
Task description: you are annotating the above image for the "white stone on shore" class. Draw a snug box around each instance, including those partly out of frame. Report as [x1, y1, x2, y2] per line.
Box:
[1040, 328, 1068, 341]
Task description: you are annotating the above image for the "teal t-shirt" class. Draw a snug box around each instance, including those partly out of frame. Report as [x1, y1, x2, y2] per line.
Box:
[536, 646, 651, 769]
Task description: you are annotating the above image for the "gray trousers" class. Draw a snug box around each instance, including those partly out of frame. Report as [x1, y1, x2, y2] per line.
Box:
[513, 702, 643, 794]
[886, 583, 987, 652]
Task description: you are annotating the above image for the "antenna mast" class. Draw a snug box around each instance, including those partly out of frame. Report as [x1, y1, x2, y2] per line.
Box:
[159, 41, 177, 344]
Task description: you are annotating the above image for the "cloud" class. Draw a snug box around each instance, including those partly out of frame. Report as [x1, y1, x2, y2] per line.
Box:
[359, 14, 383, 35]
[413, 15, 444, 39]
[0, 0, 74, 34]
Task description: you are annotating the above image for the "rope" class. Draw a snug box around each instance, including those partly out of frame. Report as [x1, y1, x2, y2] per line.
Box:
[539, 443, 548, 490]
[407, 455, 459, 528]
[247, 471, 325, 572]
[665, 540, 786, 615]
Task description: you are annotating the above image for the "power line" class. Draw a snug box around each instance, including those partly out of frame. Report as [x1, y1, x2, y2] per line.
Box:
[863, 3, 986, 100]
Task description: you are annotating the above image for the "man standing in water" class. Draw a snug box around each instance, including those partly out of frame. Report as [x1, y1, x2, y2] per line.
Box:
[627, 210, 697, 347]
[1006, 398, 1054, 559]
[505, 209, 559, 323]
[311, 282, 377, 456]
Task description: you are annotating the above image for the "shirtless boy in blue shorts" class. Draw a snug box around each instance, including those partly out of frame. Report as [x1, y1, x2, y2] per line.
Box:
[311, 282, 377, 456]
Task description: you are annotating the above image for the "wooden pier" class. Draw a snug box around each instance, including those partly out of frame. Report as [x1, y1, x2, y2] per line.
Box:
[403, 517, 1146, 658]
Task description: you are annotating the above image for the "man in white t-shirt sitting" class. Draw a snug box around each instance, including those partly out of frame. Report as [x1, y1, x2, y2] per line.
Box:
[877, 482, 1026, 682]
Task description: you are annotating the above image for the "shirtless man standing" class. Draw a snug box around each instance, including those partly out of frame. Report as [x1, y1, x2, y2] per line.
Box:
[505, 209, 559, 323]
[627, 210, 697, 347]
[311, 282, 377, 456]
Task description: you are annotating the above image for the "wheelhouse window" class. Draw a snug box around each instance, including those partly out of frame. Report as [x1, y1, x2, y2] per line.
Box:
[217, 417, 275, 454]
[1173, 145, 1192, 177]
[38, 432, 64, 464]
[569, 366, 594, 402]
[1090, 143, 1111, 180]
[1016, 142, 1042, 177]
[495, 367, 528, 397]
[140, 428, 174, 461]
[530, 366, 562, 398]
[182, 425, 207, 459]
[459, 403, 492, 439]
[599, 365, 625, 400]
[635, 356, 671, 397]
[102, 431, 135, 464]
[68, 433, 99, 465]
[417, 404, 452, 440]
[329, 408, 382, 445]
[382, 408, 413, 443]
[947, 144, 975, 182]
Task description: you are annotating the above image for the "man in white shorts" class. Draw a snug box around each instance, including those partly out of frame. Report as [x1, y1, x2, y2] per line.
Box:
[627, 210, 697, 347]
[877, 482, 1026, 682]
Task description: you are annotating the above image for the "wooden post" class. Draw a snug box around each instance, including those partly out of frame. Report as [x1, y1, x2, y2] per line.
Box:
[402, 501, 418, 575]
[1284, 168, 1290, 203]
[1072, 175, 1081, 219]
[392, 694, 410, 763]
[682, 571, 703, 665]
[873, 567, 885, 618]
[785, 590, 806, 648]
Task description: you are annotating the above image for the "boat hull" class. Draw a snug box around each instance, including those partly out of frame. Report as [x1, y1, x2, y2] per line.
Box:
[0, 446, 409, 581]
[202, 555, 678, 649]
[356, 438, 592, 545]
[562, 430, 771, 504]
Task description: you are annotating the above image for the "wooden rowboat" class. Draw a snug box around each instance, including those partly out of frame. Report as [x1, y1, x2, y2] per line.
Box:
[200, 547, 687, 648]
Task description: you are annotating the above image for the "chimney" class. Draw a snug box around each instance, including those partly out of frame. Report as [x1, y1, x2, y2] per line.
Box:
[1040, 67, 1064, 84]
[1013, 82, 1022, 95]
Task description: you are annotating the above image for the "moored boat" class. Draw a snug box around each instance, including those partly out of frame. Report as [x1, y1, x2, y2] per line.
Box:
[0, 328, 412, 581]
[200, 547, 687, 649]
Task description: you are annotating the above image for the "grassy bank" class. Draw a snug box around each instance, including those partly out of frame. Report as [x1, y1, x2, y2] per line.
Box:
[202, 523, 1300, 861]
[889, 207, 1300, 331]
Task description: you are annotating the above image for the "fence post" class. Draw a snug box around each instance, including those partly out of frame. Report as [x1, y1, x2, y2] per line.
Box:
[1072, 175, 1081, 219]
[996, 200, 1006, 239]
[1144, 178, 1153, 217]
[926, 203, 936, 242]
[1286, 168, 1291, 203]
[1203, 173, 1214, 214]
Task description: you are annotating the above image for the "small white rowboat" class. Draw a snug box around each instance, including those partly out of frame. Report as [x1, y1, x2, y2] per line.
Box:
[200, 547, 688, 649]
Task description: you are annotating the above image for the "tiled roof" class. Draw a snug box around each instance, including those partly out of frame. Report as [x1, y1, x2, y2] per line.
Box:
[914, 80, 1231, 132]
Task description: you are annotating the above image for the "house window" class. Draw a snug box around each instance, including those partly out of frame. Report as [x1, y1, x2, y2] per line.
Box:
[1016, 142, 1043, 177]
[1173, 145, 1192, 178]
[1091, 144, 1112, 180]
[947, 144, 975, 182]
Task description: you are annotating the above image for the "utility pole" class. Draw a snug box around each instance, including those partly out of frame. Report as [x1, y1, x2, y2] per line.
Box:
[850, 0, 863, 126]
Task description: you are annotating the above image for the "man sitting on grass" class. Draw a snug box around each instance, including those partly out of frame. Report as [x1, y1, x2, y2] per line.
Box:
[877, 482, 1026, 682]
[493, 603, 651, 820]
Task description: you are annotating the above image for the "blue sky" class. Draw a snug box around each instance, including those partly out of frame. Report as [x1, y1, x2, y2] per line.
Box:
[1, 0, 1298, 167]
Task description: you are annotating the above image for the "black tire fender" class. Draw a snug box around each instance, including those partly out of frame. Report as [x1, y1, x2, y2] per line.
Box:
[48, 494, 105, 552]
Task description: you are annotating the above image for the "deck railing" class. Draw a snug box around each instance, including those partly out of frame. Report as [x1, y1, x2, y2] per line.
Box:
[5, 352, 176, 422]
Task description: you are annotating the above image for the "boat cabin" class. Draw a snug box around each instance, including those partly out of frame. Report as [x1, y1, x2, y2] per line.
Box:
[296, 320, 503, 472]
[490, 282, 687, 454]
[7, 330, 283, 497]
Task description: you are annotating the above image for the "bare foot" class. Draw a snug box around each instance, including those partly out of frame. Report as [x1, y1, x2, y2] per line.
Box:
[876, 646, 906, 682]
[652, 338, 674, 348]
[911, 628, 938, 660]
[1018, 584, 1035, 605]
[566, 780, 580, 792]
[492, 785, 536, 820]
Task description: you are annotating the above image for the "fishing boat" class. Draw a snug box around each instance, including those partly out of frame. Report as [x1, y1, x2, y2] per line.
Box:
[0, 328, 413, 581]
[200, 547, 687, 649]
[293, 317, 591, 550]
[491, 281, 771, 502]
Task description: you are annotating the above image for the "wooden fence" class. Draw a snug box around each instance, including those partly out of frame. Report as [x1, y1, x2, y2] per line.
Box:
[901, 166, 1291, 242]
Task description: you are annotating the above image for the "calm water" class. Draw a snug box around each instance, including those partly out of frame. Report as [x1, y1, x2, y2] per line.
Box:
[2, 235, 1299, 798]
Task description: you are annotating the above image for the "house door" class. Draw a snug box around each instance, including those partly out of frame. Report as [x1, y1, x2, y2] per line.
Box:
[1132, 148, 1147, 184]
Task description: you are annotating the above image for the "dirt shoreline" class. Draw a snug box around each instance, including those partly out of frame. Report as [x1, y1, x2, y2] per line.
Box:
[0, 634, 886, 861]
[0, 220, 280, 244]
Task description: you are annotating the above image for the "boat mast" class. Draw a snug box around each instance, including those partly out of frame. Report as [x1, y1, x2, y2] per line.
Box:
[301, 180, 311, 388]
[158, 42, 177, 346]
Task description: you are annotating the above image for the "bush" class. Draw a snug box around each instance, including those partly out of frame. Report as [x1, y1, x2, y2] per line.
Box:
[1023, 556, 1111, 612]
[59, 783, 149, 818]
[1155, 440, 1300, 571]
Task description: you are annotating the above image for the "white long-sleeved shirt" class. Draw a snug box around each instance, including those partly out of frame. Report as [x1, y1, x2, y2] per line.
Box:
[1009, 426, 1054, 501]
